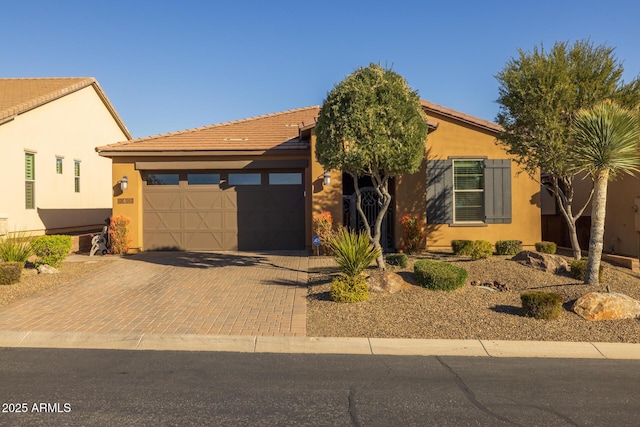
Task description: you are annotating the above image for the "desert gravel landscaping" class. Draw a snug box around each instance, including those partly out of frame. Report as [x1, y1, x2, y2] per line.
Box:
[307, 253, 640, 343]
[3, 252, 640, 343]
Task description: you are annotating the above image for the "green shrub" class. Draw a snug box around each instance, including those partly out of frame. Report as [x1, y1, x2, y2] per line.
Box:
[0, 231, 33, 265]
[469, 240, 493, 260]
[0, 261, 22, 285]
[330, 229, 381, 277]
[451, 240, 473, 255]
[30, 235, 72, 267]
[520, 291, 563, 320]
[330, 274, 369, 303]
[570, 259, 604, 282]
[535, 241, 557, 254]
[495, 240, 522, 255]
[414, 259, 468, 291]
[385, 253, 408, 268]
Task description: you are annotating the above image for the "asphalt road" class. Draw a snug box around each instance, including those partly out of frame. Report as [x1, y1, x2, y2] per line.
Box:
[1, 348, 639, 426]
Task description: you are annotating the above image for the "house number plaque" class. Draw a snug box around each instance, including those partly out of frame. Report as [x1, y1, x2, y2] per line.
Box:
[117, 198, 134, 204]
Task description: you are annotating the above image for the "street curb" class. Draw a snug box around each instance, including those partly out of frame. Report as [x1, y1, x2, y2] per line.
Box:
[1, 330, 640, 359]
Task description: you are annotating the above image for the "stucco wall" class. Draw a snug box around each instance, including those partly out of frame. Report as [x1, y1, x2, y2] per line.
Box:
[310, 132, 343, 242]
[0, 85, 127, 235]
[395, 111, 541, 251]
[573, 173, 640, 257]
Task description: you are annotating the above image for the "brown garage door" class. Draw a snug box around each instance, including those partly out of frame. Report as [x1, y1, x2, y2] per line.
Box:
[143, 171, 305, 251]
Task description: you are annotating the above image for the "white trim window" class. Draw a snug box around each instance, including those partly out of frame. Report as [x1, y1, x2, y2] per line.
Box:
[25, 152, 35, 209]
[74, 160, 81, 193]
[453, 159, 484, 223]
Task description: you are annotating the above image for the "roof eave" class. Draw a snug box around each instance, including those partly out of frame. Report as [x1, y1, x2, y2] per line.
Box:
[97, 148, 310, 158]
[421, 100, 502, 134]
[90, 81, 133, 140]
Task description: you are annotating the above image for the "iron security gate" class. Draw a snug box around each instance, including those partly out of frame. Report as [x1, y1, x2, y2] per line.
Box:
[343, 187, 394, 250]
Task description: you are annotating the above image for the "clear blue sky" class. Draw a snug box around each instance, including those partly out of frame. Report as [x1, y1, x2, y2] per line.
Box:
[2, 0, 639, 138]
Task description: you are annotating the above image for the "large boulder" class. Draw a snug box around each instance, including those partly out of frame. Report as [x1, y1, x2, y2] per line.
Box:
[367, 270, 412, 294]
[511, 250, 569, 274]
[573, 292, 640, 321]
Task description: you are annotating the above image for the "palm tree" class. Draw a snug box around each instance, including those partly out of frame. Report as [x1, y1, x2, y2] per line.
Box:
[571, 102, 640, 285]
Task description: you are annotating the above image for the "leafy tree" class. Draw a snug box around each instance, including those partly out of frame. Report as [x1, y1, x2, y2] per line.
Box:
[571, 102, 640, 285]
[495, 40, 640, 259]
[315, 63, 429, 269]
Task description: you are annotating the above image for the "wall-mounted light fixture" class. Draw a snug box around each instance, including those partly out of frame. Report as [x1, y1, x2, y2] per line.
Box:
[120, 176, 128, 191]
[323, 170, 331, 186]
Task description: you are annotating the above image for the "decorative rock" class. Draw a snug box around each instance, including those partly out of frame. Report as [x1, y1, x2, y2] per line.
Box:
[37, 265, 59, 274]
[573, 292, 640, 321]
[367, 270, 412, 294]
[470, 280, 511, 292]
[511, 250, 569, 274]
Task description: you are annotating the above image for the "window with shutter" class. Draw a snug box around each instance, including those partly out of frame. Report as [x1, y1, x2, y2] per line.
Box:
[426, 158, 512, 225]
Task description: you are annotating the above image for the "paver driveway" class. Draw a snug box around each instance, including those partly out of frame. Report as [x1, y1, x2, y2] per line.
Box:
[0, 252, 308, 336]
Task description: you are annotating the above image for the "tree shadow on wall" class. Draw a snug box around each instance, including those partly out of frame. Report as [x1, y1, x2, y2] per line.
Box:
[424, 152, 451, 244]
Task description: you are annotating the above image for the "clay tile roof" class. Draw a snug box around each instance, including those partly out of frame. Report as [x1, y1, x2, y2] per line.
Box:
[97, 106, 321, 154]
[0, 77, 132, 138]
[421, 100, 502, 133]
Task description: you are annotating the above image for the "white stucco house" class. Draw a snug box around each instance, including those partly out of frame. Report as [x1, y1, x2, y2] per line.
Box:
[0, 77, 131, 237]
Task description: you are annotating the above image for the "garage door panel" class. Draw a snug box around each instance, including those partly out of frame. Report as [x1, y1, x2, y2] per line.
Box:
[145, 232, 182, 250]
[144, 211, 182, 230]
[143, 192, 181, 210]
[184, 191, 223, 210]
[184, 211, 224, 230]
[184, 231, 224, 251]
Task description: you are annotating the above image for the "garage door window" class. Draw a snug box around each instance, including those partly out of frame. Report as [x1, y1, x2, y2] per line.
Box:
[228, 173, 261, 185]
[269, 173, 302, 185]
[188, 173, 220, 185]
[146, 174, 179, 185]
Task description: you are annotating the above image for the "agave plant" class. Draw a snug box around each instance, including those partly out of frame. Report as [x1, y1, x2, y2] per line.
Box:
[329, 228, 381, 278]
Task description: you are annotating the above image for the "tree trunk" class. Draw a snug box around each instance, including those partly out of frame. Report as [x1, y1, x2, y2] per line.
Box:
[585, 169, 609, 285]
[351, 174, 388, 270]
[551, 176, 594, 260]
[567, 218, 582, 260]
[371, 179, 391, 270]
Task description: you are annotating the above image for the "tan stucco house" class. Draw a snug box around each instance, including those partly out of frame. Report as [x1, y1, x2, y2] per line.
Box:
[543, 173, 640, 259]
[0, 78, 131, 237]
[97, 101, 541, 253]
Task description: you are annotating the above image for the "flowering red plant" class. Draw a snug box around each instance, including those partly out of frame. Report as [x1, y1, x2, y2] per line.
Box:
[312, 211, 334, 255]
[400, 214, 424, 254]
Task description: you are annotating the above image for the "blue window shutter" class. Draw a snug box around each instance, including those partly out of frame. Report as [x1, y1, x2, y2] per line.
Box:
[484, 159, 512, 224]
[426, 160, 453, 224]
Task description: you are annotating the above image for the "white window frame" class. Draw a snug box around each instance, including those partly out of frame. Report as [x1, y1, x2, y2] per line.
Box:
[25, 152, 36, 209]
[56, 156, 64, 174]
[74, 160, 81, 193]
[452, 159, 485, 224]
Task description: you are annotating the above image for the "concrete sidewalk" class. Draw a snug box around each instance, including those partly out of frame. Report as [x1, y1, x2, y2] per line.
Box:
[1, 330, 640, 359]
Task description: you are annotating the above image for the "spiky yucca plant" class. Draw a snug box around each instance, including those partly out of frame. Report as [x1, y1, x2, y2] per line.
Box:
[571, 102, 640, 285]
[329, 228, 381, 278]
[0, 231, 33, 265]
